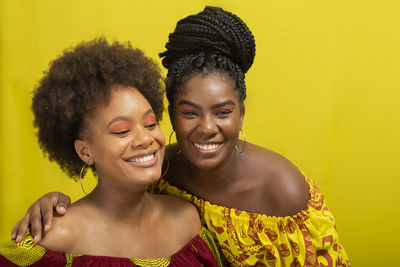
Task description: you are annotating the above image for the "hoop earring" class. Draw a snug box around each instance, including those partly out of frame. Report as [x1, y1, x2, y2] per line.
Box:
[160, 153, 169, 179]
[235, 129, 246, 153]
[168, 131, 175, 147]
[168, 130, 182, 154]
[79, 163, 88, 195]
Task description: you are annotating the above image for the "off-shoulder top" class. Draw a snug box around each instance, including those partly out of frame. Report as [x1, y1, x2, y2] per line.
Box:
[149, 177, 350, 266]
[0, 227, 222, 267]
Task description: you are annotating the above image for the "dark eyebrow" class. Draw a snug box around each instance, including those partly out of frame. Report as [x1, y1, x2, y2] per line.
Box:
[210, 100, 235, 110]
[178, 100, 202, 110]
[178, 100, 235, 110]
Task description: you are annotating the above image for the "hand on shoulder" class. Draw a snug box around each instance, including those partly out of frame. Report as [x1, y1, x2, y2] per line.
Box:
[38, 208, 78, 252]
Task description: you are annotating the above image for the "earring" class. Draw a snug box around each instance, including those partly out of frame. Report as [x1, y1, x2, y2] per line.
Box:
[160, 153, 169, 179]
[168, 130, 182, 154]
[79, 163, 88, 195]
[168, 131, 175, 147]
[235, 129, 246, 153]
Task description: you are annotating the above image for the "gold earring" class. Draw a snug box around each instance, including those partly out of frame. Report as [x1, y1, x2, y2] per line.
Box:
[160, 153, 169, 179]
[168, 130, 181, 154]
[235, 129, 246, 153]
[168, 131, 175, 146]
[79, 163, 88, 195]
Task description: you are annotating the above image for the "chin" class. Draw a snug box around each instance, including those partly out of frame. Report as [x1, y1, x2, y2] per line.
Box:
[189, 157, 224, 170]
[184, 146, 234, 171]
[128, 169, 162, 186]
[144, 170, 162, 183]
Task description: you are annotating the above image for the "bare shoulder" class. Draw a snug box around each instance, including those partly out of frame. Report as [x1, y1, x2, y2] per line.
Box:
[244, 143, 310, 216]
[38, 207, 80, 252]
[155, 194, 201, 236]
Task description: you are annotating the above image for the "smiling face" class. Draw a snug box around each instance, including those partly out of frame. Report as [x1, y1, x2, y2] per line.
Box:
[75, 86, 165, 189]
[172, 73, 244, 170]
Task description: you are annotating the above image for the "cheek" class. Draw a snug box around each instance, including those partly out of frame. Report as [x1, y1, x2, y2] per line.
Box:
[175, 119, 197, 139]
[94, 138, 130, 158]
[218, 117, 241, 135]
[153, 128, 166, 147]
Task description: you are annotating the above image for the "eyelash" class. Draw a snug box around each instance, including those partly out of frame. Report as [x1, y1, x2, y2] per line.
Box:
[112, 123, 157, 134]
[182, 111, 197, 117]
[182, 110, 233, 118]
[145, 123, 157, 129]
[112, 130, 130, 135]
[216, 110, 232, 116]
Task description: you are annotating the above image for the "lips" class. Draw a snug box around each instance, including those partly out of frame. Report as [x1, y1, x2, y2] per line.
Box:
[132, 154, 154, 163]
[124, 150, 159, 167]
[193, 142, 222, 152]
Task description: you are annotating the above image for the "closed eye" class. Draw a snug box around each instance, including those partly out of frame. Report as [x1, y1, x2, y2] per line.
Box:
[112, 130, 130, 135]
[145, 123, 157, 129]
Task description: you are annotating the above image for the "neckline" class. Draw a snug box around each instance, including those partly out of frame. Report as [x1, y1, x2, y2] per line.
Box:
[159, 176, 318, 221]
[31, 227, 207, 260]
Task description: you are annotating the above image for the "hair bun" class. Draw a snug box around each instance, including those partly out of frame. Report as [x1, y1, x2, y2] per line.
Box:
[160, 6, 255, 74]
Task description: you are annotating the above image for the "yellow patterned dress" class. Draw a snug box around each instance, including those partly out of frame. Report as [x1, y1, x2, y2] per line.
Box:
[149, 177, 350, 267]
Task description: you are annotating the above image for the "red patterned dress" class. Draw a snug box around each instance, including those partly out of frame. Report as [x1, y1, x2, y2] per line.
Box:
[0, 227, 222, 267]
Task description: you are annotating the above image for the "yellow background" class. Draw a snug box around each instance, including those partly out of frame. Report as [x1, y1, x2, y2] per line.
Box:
[1, 0, 399, 265]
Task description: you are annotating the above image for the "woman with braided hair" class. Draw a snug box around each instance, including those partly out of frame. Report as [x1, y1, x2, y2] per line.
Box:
[12, 7, 349, 266]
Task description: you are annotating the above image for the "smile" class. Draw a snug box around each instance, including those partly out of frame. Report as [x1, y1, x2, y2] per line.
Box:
[194, 142, 222, 152]
[125, 151, 158, 167]
[133, 154, 154, 163]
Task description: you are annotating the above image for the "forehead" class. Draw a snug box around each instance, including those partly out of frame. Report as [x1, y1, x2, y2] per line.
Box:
[96, 86, 152, 116]
[178, 73, 237, 101]
[112, 86, 148, 104]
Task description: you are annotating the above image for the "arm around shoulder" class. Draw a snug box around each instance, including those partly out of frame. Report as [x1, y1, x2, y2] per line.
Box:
[38, 214, 76, 253]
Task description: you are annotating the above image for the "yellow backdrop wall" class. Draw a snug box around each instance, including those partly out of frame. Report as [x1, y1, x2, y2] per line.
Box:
[1, 0, 399, 265]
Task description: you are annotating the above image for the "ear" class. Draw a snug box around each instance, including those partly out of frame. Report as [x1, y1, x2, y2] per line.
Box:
[74, 139, 94, 165]
[168, 105, 175, 130]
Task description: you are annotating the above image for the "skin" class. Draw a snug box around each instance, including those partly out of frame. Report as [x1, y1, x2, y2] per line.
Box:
[12, 74, 309, 243]
[28, 86, 201, 258]
[165, 73, 309, 215]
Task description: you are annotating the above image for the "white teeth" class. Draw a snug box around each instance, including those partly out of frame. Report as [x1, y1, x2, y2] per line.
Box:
[134, 154, 154, 163]
[194, 143, 220, 151]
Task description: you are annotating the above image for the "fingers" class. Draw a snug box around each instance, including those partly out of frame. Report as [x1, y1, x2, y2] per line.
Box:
[11, 219, 22, 240]
[13, 213, 31, 243]
[54, 193, 71, 215]
[40, 193, 59, 233]
[40, 192, 71, 232]
[10, 192, 71, 244]
[41, 206, 54, 233]
[29, 204, 44, 243]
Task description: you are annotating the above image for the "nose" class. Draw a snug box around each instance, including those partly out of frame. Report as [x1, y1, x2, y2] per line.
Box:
[197, 114, 218, 137]
[132, 126, 153, 148]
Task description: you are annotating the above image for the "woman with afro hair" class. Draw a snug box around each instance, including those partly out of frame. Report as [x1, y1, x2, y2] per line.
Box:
[12, 7, 349, 267]
[1, 38, 222, 266]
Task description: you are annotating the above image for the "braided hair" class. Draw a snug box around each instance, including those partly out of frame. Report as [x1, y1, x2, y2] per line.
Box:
[159, 6, 255, 110]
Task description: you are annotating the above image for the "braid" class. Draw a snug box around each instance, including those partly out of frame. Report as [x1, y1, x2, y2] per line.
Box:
[160, 6, 255, 107]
